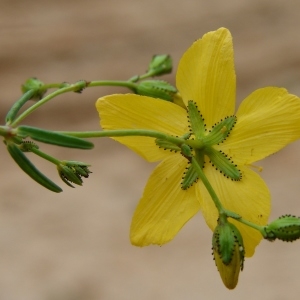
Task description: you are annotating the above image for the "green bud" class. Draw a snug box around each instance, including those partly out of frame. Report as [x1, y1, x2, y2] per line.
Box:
[264, 214, 300, 242]
[212, 218, 245, 289]
[57, 160, 91, 188]
[21, 78, 47, 100]
[135, 80, 177, 101]
[148, 54, 172, 76]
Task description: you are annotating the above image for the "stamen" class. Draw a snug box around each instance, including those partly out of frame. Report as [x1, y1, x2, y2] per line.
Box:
[246, 164, 263, 172]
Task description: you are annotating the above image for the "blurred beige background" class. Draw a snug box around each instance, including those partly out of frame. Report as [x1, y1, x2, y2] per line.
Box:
[1, 0, 300, 299]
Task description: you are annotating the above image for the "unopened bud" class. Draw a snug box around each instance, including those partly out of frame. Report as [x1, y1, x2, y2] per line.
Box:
[148, 54, 172, 76]
[264, 214, 300, 242]
[212, 218, 245, 289]
[21, 78, 47, 100]
[135, 80, 177, 101]
[57, 160, 91, 188]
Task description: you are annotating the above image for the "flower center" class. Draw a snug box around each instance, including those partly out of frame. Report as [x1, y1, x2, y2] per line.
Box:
[155, 101, 241, 190]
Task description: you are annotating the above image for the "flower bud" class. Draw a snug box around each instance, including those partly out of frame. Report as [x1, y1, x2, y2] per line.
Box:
[264, 214, 300, 242]
[212, 219, 245, 289]
[147, 54, 172, 76]
[21, 78, 47, 100]
[135, 80, 177, 101]
[57, 160, 91, 188]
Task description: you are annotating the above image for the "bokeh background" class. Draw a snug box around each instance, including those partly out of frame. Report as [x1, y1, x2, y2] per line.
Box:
[1, 0, 300, 299]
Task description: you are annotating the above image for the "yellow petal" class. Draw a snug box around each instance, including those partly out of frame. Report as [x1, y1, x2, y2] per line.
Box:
[220, 87, 300, 164]
[176, 27, 236, 127]
[130, 154, 200, 246]
[96, 94, 188, 162]
[197, 161, 270, 257]
[214, 242, 241, 289]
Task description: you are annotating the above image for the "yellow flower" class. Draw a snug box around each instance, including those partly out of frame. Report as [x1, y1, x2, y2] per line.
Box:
[96, 28, 300, 257]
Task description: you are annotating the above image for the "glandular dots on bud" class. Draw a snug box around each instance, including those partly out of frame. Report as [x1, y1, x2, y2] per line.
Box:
[264, 214, 300, 242]
[212, 218, 245, 289]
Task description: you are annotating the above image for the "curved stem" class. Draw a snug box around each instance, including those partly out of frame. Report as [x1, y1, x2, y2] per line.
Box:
[30, 147, 60, 165]
[10, 80, 137, 127]
[236, 217, 266, 237]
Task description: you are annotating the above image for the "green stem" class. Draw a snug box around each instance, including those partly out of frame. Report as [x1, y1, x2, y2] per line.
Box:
[0, 125, 10, 138]
[56, 129, 185, 145]
[236, 217, 266, 237]
[88, 80, 137, 90]
[190, 156, 225, 214]
[30, 147, 60, 165]
[10, 80, 137, 127]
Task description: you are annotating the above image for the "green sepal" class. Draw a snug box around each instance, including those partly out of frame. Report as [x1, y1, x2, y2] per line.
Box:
[187, 101, 205, 139]
[18, 125, 94, 149]
[203, 116, 236, 146]
[264, 214, 300, 242]
[181, 164, 198, 190]
[205, 147, 241, 181]
[181, 150, 203, 190]
[5, 90, 36, 125]
[58, 165, 82, 187]
[6, 141, 62, 193]
[62, 160, 91, 178]
[213, 217, 245, 268]
[155, 139, 180, 152]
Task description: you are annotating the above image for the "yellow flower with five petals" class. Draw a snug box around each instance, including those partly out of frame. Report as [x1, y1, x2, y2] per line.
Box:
[96, 28, 300, 257]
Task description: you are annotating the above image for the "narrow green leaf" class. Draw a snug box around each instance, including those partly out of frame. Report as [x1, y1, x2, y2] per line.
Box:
[6, 142, 62, 193]
[18, 125, 94, 149]
[5, 90, 35, 124]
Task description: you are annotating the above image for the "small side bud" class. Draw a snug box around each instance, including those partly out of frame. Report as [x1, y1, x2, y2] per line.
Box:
[21, 78, 47, 100]
[264, 214, 300, 242]
[148, 54, 172, 76]
[135, 80, 177, 101]
[212, 218, 245, 289]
